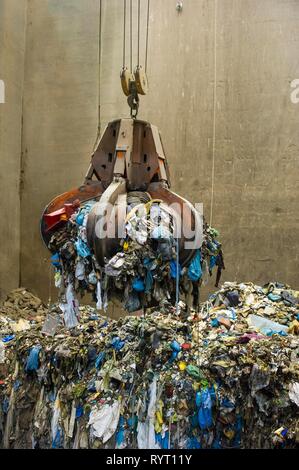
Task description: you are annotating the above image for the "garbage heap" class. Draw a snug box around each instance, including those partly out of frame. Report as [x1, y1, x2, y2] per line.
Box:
[1, 282, 299, 449]
[48, 199, 224, 327]
[0, 288, 47, 322]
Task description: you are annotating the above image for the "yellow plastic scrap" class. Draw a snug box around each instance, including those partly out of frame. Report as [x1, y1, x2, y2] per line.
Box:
[178, 361, 186, 371]
[212, 359, 236, 368]
[156, 410, 163, 425]
[155, 401, 164, 433]
[123, 241, 129, 252]
[154, 421, 162, 434]
[87, 392, 100, 403]
[223, 428, 235, 440]
[288, 320, 299, 335]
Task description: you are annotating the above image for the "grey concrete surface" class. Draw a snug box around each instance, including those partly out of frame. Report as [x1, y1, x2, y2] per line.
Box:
[0, 0, 298, 303]
[20, 0, 100, 300]
[99, 0, 299, 298]
[0, 0, 27, 298]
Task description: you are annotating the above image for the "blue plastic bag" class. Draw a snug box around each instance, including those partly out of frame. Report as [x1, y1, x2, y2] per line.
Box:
[209, 255, 217, 270]
[132, 277, 145, 292]
[2, 335, 15, 343]
[170, 259, 181, 279]
[116, 416, 125, 447]
[76, 406, 84, 419]
[75, 239, 91, 258]
[95, 351, 105, 369]
[75, 212, 85, 226]
[111, 337, 125, 351]
[2, 398, 9, 414]
[52, 428, 62, 449]
[169, 351, 178, 362]
[187, 437, 201, 449]
[128, 415, 138, 431]
[25, 345, 41, 372]
[170, 340, 181, 352]
[162, 431, 169, 449]
[155, 431, 169, 449]
[124, 292, 140, 312]
[188, 250, 202, 281]
[145, 270, 154, 293]
[155, 433, 162, 447]
[51, 253, 61, 268]
[197, 389, 213, 430]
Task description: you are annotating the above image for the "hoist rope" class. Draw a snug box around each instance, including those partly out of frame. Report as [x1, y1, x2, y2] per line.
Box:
[92, 0, 103, 152]
[137, 0, 141, 67]
[175, 236, 180, 315]
[130, 0, 133, 72]
[98, 0, 102, 136]
[145, 0, 150, 73]
[48, 263, 52, 311]
[209, 0, 217, 227]
[123, 0, 127, 69]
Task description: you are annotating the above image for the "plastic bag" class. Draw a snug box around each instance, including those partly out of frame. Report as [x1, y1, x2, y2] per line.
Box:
[96, 281, 102, 310]
[170, 259, 181, 279]
[88, 401, 120, 443]
[187, 250, 202, 281]
[197, 389, 213, 430]
[75, 239, 91, 258]
[132, 277, 145, 292]
[59, 283, 79, 329]
[25, 345, 41, 372]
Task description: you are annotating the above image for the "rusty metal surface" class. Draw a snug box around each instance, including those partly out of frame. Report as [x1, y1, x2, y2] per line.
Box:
[41, 181, 104, 246]
[90, 119, 171, 191]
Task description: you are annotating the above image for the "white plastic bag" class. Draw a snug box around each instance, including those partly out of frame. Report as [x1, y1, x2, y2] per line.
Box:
[88, 401, 120, 443]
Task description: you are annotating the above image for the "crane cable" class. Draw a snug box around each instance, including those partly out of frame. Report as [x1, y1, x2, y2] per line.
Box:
[98, 0, 102, 135]
[145, 0, 150, 73]
[121, 0, 151, 118]
[137, 0, 140, 67]
[122, 0, 150, 76]
[130, 0, 133, 72]
[210, 0, 217, 227]
[92, 0, 103, 153]
[123, 0, 126, 69]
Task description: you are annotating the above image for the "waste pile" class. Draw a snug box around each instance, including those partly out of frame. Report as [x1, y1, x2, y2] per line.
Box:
[48, 199, 224, 327]
[1, 282, 299, 449]
[0, 289, 47, 342]
[0, 288, 47, 321]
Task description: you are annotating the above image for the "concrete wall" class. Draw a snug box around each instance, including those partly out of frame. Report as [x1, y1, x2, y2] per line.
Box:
[0, 0, 298, 301]
[20, 0, 100, 300]
[99, 0, 299, 296]
[0, 0, 27, 298]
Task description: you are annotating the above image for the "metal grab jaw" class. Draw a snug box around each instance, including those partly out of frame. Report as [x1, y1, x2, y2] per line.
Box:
[41, 118, 200, 267]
